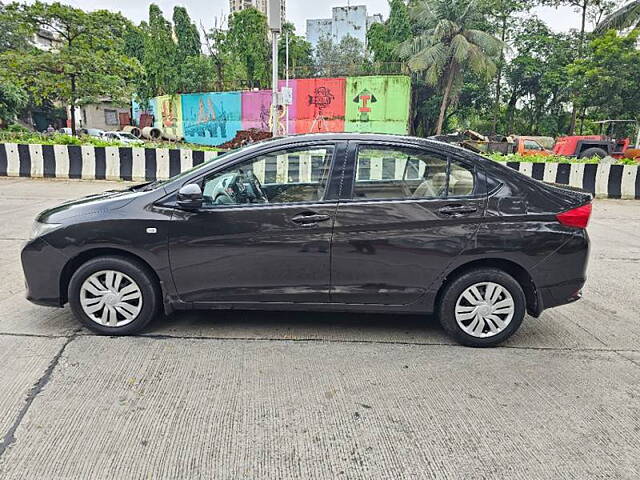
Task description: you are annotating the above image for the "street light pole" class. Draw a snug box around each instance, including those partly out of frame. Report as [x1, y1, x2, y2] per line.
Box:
[268, 0, 282, 138]
[285, 30, 289, 136]
[271, 30, 279, 137]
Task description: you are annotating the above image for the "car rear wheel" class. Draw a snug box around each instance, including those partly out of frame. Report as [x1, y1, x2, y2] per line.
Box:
[68, 256, 160, 335]
[438, 268, 526, 347]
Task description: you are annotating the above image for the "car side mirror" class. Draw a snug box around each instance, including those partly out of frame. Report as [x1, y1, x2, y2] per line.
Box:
[176, 183, 203, 210]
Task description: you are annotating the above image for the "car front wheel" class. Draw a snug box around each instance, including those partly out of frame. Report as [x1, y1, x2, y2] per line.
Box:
[438, 268, 526, 347]
[68, 256, 160, 335]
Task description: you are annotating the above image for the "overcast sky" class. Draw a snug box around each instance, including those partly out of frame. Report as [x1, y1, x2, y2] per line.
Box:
[22, 0, 587, 34]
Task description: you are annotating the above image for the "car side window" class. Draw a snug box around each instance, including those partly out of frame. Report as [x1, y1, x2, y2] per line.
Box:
[524, 140, 543, 151]
[353, 146, 475, 200]
[200, 145, 335, 207]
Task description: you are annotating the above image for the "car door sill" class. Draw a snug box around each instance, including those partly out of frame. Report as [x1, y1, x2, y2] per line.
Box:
[182, 301, 424, 312]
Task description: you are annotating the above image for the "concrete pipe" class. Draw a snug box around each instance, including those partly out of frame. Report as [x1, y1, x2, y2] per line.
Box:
[141, 126, 162, 140]
[161, 129, 183, 142]
[122, 125, 142, 138]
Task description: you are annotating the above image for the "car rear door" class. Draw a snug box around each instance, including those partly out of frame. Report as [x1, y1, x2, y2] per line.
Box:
[167, 141, 346, 305]
[330, 140, 486, 306]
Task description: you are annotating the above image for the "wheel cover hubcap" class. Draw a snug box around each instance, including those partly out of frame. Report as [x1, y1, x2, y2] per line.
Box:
[79, 270, 142, 327]
[455, 282, 515, 338]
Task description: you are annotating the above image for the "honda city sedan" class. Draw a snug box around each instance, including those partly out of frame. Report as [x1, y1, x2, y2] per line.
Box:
[22, 133, 592, 346]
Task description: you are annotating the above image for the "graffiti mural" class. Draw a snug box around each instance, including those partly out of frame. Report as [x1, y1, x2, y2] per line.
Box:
[154, 95, 183, 139]
[294, 77, 346, 133]
[345, 76, 411, 135]
[241, 90, 273, 132]
[182, 92, 242, 145]
[142, 75, 411, 146]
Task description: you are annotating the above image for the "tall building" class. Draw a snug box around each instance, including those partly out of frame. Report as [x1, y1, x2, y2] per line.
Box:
[306, 5, 383, 50]
[229, 0, 286, 26]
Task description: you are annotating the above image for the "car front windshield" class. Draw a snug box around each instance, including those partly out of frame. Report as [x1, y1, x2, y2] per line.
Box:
[120, 133, 138, 140]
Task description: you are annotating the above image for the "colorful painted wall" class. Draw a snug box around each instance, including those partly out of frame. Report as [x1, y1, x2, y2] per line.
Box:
[182, 92, 242, 146]
[138, 75, 410, 146]
[153, 95, 183, 140]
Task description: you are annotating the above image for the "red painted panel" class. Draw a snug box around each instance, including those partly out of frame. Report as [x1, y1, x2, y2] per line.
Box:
[294, 78, 346, 134]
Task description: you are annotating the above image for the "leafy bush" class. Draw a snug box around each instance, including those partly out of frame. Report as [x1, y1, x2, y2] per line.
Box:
[6, 124, 29, 133]
[486, 152, 636, 165]
[0, 131, 223, 151]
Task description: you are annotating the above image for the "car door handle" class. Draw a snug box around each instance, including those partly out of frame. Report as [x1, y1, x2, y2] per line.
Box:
[291, 213, 332, 225]
[438, 205, 478, 216]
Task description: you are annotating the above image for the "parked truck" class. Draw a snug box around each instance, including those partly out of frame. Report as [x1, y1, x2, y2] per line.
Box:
[553, 120, 640, 159]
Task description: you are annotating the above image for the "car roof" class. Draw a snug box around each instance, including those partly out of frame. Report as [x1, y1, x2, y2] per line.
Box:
[258, 132, 483, 158]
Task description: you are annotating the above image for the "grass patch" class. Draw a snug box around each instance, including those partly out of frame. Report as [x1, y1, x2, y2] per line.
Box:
[0, 131, 223, 152]
[486, 152, 637, 165]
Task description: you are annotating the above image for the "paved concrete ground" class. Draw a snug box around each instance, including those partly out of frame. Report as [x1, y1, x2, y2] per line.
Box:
[0, 177, 638, 479]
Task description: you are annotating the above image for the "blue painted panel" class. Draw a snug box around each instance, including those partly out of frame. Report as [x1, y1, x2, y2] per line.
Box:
[181, 92, 242, 146]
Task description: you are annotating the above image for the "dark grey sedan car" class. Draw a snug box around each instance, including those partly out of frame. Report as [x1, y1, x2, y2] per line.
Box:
[22, 134, 592, 346]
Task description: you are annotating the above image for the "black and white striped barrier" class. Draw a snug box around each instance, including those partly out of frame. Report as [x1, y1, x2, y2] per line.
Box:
[0, 143, 638, 199]
[505, 161, 640, 200]
[0, 143, 218, 182]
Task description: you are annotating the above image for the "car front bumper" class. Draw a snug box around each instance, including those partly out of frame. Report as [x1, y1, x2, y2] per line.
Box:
[21, 237, 68, 307]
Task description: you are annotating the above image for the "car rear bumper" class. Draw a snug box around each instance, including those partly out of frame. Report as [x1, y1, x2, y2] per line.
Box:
[531, 229, 590, 316]
[21, 237, 67, 307]
[538, 279, 585, 311]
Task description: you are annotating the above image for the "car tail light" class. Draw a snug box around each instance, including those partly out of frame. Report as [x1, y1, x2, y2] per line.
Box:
[556, 203, 592, 229]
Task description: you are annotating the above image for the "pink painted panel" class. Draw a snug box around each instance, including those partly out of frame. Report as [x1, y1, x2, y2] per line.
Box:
[241, 90, 272, 132]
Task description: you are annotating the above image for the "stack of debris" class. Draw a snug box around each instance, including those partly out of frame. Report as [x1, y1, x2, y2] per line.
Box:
[218, 129, 273, 149]
[432, 130, 515, 155]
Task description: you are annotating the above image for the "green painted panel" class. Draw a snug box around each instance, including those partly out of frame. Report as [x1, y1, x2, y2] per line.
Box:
[344, 75, 411, 134]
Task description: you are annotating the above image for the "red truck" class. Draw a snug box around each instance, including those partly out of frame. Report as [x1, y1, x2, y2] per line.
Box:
[553, 120, 640, 160]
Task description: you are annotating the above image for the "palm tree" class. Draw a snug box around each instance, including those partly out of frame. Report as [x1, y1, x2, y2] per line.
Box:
[595, 1, 640, 32]
[398, 0, 503, 135]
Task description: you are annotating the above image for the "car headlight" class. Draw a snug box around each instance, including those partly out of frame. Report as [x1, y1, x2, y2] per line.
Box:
[30, 221, 62, 240]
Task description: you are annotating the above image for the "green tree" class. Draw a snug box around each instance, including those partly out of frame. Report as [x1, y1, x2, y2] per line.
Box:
[141, 4, 178, 99]
[203, 17, 234, 91]
[173, 6, 201, 62]
[226, 8, 270, 89]
[278, 22, 313, 78]
[569, 29, 640, 123]
[398, 0, 503, 134]
[542, 0, 614, 133]
[0, 80, 28, 127]
[0, 2, 32, 53]
[595, 1, 640, 31]
[179, 55, 216, 93]
[314, 35, 367, 76]
[367, 0, 411, 70]
[123, 21, 146, 63]
[505, 18, 576, 134]
[172, 6, 208, 93]
[481, 0, 528, 134]
[1, 1, 142, 135]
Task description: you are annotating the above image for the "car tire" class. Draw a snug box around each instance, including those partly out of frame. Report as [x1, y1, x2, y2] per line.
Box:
[68, 256, 160, 335]
[438, 268, 526, 347]
[578, 147, 608, 159]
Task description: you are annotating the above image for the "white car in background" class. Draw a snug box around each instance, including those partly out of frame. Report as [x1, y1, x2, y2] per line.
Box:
[102, 131, 144, 145]
[84, 128, 105, 138]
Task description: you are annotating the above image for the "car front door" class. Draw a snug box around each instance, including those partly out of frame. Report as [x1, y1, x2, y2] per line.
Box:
[330, 141, 486, 306]
[167, 142, 345, 305]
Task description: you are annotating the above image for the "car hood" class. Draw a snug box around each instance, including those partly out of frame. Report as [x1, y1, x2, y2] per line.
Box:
[36, 187, 144, 223]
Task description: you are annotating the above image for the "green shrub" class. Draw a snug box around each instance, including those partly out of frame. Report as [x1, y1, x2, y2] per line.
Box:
[0, 131, 223, 151]
[6, 124, 29, 133]
[485, 152, 633, 165]
[48, 133, 82, 145]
